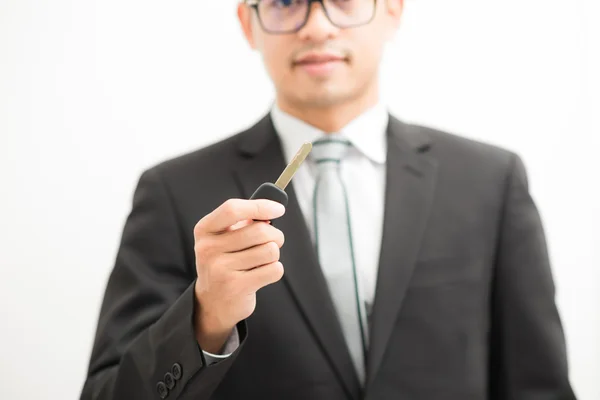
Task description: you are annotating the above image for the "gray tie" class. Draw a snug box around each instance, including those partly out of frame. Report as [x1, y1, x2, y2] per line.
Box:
[312, 137, 368, 385]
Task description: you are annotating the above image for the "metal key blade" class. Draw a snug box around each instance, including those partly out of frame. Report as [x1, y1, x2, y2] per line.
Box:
[274, 142, 313, 190]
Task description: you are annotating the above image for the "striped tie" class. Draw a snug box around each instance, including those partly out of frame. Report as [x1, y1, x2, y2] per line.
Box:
[312, 137, 368, 385]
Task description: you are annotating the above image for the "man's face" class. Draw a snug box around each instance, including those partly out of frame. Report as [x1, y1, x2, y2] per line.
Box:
[239, 0, 403, 108]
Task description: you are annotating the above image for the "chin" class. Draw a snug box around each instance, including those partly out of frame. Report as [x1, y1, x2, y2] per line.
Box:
[297, 78, 349, 98]
[296, 90, 356, 108]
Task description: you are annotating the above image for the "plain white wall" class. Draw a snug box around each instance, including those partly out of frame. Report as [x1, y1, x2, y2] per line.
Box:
[1, 0, 598, 398]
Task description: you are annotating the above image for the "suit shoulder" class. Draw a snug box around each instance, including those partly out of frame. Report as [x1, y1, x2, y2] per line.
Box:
[142, 127, 252, 183]
[408, 122, 517, 170]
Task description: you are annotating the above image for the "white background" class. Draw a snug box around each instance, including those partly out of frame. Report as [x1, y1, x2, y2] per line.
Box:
[1, 0, 598, 398]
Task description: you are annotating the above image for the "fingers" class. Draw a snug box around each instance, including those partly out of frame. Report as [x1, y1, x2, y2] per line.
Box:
[245, 261, 285, 292]
[228, 219, 253, 231]
[222, 241, 281, 271]
[195, 199, 285, 234]
[219, 221, 284, 253]
[195, 222, 284, 263]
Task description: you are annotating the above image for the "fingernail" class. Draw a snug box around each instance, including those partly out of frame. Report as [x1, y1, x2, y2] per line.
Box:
[271, 202, 285, 216]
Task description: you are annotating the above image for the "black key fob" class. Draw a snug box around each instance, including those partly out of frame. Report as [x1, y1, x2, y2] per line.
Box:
[249, 182, 288, 208]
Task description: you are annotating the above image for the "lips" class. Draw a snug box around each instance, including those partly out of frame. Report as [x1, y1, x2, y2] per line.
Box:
[292, 51, 348, 77]
[294, 53, 347, 65]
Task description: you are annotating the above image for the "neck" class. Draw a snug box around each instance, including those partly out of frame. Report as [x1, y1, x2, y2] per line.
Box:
[276, 84, 380, 133]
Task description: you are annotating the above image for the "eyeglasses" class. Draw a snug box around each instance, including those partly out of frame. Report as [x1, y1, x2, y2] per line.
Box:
[244, 0, 377, 34]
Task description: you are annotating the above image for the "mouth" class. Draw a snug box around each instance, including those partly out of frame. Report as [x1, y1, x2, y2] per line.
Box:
[292, 52, 348, 77]
[294, 52, 348, 65]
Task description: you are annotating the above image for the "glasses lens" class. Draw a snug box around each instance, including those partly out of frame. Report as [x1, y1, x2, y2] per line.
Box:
[324, 0, 375, 27]
[258, 0, 310, 33]
[257, 0, 375, 33]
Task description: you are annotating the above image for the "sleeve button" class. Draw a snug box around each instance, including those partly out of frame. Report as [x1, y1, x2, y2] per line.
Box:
[156, 381, 168, 399]
[172, 363, 182, 380]
[164, 372, 175, 390]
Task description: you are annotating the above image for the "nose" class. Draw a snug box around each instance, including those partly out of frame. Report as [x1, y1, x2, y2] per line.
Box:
[297, 1, 340, 42]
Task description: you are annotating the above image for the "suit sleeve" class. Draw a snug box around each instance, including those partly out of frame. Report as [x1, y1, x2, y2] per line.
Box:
[80, 168, 247, 400]
[489, 154, 576, 399]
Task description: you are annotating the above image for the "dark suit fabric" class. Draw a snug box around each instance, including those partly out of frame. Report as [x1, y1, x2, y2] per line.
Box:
[80, 114, 576, 400]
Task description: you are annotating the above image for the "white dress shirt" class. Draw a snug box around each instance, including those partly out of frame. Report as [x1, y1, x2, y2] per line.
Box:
[202, 103, 389, 363]
[272, 104, 388, 311]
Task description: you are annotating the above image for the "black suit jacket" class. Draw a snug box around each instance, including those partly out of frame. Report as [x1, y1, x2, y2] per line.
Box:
[81, 114, 576, 400]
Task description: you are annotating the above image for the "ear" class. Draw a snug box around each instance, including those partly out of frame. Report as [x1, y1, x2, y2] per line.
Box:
[384, 0, 403, 40]
[238, 3, 257, 49]
[386, 0, 403, 27]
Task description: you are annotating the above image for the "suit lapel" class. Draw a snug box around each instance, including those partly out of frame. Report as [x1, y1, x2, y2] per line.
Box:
[234, 115, 362, 400]
[365, 117, 438, 389]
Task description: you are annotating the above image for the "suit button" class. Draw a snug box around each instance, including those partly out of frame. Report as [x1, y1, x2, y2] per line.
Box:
[164, 372, 175, 390]
[156, 381, 168, 399]
[172, 363, 182, 380]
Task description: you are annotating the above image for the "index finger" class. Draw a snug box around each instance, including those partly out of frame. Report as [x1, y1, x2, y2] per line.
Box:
[196, 198, 285, 234]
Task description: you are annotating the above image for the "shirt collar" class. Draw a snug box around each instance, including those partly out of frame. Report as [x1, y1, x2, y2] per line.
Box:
[270, 102, 389, 165]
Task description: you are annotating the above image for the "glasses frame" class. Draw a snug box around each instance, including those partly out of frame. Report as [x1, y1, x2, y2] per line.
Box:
[244, 0, 378, 35]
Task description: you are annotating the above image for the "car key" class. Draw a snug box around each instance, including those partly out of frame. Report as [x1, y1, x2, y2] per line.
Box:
[249, 142, 312, 208]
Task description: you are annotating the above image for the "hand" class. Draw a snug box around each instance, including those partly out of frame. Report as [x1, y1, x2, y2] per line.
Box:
[193, 199, 286, 353]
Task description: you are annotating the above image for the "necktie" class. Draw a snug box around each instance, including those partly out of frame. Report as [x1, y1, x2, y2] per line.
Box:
[312, 137, 368, 385]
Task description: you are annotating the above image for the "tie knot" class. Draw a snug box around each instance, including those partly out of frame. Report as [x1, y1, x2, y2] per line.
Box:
[311, 137, 351, 165]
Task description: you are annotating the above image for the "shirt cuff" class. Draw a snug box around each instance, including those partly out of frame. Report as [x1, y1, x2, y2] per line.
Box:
[201, 326, 240, 366]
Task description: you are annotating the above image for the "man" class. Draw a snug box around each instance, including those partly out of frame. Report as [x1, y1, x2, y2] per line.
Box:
[81, 0, 576, 399]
